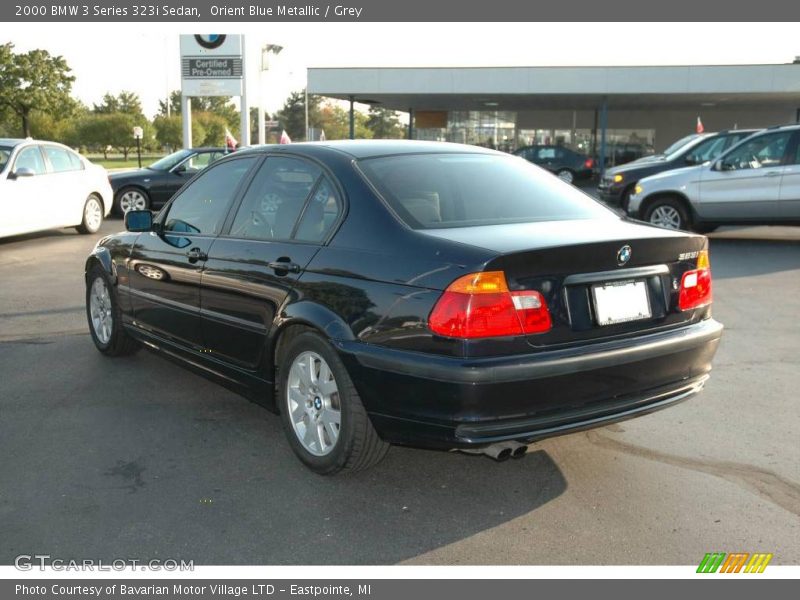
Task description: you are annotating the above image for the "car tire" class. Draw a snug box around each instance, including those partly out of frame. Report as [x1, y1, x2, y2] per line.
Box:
[76, 194, 104, 234]
[643, 197, 691, 231]
[277, 329, 389, 475]
[621, 185, 636, 212]
[114, 187, 150, 215]
[556, 169, 575, 184]
[86, 265, 140, 356]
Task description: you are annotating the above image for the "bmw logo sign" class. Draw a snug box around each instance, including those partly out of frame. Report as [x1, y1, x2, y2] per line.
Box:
[195, 34, 226, 50]
[617, 245, 632, 266]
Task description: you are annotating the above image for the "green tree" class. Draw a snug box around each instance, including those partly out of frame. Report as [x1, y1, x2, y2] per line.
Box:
[77, 113, 143, 159]
[0, 43, 75, 137]
[29, 110, 74, 144]
[194, 112, 230, 146]
[365, 106, 404, 139]
[26, 98, 86, 145]
[153, 115, 182, 150]
[158, 90, 239, 130]
[158, 90, 182, 117]
[0, 104, 16, 137]
[94, 91, 143, 117]
[93, 92, 119, 114]
[275, 90, 323, 141]
[319, 105, 373, 140]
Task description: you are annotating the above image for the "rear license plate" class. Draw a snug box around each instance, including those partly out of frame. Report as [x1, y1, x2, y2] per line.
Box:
[592, 280, 651, 326]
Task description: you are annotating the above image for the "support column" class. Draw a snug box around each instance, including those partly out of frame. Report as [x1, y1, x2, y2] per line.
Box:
[349, 95, 355, 140]
[182, 95, 192, 149]
[599, 97, 608, 178]
[407, 107, 414, 140]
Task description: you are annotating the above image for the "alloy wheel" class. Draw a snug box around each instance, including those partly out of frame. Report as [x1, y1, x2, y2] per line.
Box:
[286, 351, 341, 456]
[120, 190, 147, 213]
[649, 205, 682, 229]
[84, 197, 103, 231]
[89, 277, 113, 344]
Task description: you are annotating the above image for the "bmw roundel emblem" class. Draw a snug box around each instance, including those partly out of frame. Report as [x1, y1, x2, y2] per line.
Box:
[617, 245, 632, 266]
[195, 34, 226, 50]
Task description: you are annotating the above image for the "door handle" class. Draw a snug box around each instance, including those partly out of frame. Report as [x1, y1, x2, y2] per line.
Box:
[764, 171, 782, 178]
[185, 247, 208, 262]
[267, 259, 301, 274]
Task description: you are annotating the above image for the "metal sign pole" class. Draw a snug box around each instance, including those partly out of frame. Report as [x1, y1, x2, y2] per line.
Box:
[182, 95, 192, 149]
[239, 35, 249, 147]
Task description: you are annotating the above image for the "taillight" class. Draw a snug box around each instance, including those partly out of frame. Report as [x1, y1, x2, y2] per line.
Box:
[428, 271, 552, 339]
[678, 251, 713, 311]
[584, 158, 594, 169]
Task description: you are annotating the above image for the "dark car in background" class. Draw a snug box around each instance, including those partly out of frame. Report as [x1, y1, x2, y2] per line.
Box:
[598, 130, 757, 210]
[513, 144, 594, 184]
[108, 147, 231, 214]
[85, 140, 722, 474]
[598, 142, 652, 167]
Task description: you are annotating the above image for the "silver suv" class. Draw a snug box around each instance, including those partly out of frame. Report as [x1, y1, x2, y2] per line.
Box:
[627, 124, 800, 231]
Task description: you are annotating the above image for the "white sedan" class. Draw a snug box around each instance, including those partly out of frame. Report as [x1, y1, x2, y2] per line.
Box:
[0, 138, 113, 239]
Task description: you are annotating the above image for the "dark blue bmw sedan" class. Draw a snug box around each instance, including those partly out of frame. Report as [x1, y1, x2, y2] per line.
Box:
[85, 141, 722, 474]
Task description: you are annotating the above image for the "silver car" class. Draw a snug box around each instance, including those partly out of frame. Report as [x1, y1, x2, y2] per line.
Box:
[627, 124, 800, 231]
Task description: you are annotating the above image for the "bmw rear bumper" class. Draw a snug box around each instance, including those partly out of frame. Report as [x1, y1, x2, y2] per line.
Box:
[336, 318, 723, 449]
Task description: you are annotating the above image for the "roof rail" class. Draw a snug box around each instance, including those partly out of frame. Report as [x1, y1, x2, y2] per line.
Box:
[765, 123, 799, 130]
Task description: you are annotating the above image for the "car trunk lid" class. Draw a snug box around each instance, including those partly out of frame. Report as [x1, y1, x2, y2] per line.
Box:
[422, 218, 710, 349]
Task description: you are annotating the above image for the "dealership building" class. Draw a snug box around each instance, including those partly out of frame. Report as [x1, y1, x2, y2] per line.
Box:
[308, 63, 800, 168]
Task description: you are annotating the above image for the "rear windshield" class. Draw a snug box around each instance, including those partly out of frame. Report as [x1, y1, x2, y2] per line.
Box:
[358, 152, 613, 229]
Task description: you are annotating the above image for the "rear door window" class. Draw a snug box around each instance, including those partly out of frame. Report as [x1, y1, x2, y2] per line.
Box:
[229, 156, 324, 241]
[43, 146, 80, 172]
[294, 176, 341, 243]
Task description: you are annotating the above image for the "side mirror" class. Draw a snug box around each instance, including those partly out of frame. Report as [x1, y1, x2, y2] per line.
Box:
[125, 209, 154, 232]
[10, 167, 36, 179]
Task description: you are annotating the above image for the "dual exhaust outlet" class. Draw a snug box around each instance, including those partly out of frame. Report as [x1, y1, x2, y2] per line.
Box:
[458, 440, 529, 461]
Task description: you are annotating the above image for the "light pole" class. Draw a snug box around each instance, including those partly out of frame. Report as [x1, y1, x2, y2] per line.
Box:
[259, 44, 283, 144]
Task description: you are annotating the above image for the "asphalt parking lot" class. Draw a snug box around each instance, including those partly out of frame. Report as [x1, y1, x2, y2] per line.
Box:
[1, 217, 799, 565]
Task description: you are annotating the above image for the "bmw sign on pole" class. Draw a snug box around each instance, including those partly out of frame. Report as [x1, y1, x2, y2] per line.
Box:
[179, 34, 247, 149]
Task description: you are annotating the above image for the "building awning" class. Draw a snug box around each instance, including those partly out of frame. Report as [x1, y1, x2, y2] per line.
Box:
[308, 64, 800, 112]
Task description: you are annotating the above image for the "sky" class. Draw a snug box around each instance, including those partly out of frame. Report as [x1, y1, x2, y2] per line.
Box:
[3, 22, 800, 118]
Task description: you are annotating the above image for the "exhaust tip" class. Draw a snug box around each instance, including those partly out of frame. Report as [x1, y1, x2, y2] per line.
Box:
[511, 444, 528, 458]
[496, 448, 512, 461]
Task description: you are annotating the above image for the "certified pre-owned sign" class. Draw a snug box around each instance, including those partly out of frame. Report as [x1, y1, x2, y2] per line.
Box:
[180, 34, 243, 96]
[182, 58, 243, 79]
